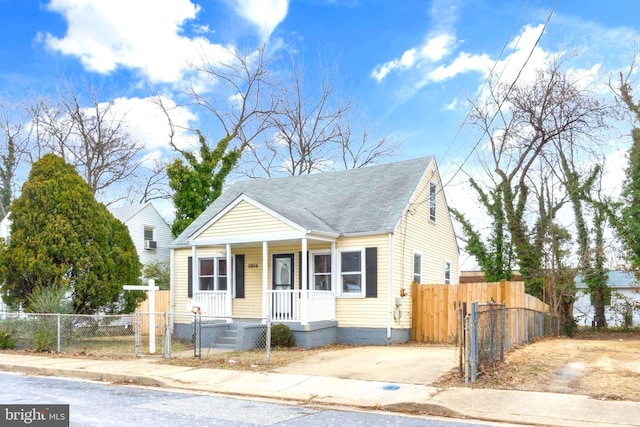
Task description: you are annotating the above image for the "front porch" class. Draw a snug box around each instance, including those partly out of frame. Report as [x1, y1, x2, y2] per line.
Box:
[193, 289, 336, 324]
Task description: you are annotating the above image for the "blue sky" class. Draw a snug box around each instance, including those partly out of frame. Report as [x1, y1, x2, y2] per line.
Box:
[0, 0, 638, 221]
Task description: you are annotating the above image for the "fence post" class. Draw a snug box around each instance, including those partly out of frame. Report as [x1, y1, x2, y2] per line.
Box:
[163, 312, 171, 359]
[457, 307, 463, 376]
[56, 314, 61, 353]
[464, 313, 470, 383]
[488, 303, 494, 362]
[193, 312, 201, 358]
[471, 301, 478, 382]
[516, 309, 520, 345]
[266, 317, 271, 365]
[501, 304, 506, 362]
[135, 310, 141, 357]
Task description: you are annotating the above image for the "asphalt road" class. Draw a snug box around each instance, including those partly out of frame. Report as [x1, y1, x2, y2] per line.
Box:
[0, 372, 497, 427]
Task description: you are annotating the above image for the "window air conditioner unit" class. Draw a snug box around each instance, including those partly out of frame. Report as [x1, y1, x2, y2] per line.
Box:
[144, 240, 157, 250]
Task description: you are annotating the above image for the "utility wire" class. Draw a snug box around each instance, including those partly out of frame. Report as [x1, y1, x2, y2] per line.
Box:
[440, 0, 559, 191]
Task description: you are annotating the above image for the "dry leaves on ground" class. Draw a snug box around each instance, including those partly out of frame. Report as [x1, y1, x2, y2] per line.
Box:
[433, 330, 640, 401]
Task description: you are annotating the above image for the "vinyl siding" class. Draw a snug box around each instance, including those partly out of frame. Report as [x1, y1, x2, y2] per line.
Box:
[197, 200, 299, 240]
[391, 161, 459, 330]
[173, 248, 191, 320]
[119, 204, 172, 266]
[334, 234, 390, 328]
[231, 246, 267, 318]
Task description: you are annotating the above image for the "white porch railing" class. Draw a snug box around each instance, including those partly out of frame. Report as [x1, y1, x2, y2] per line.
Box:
[267, 290, 335, 324]
[193, 291, 229, 317]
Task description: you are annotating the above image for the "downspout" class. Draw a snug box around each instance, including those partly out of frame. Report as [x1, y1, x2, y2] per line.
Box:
[169, 248, 175, 329]
[387, 232, 393, 340]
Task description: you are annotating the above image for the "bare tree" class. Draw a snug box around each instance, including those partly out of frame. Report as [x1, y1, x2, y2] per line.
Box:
[151, 46, 278, 235]
[31, 84, 145, 204]
[244, 57, 399, 177]
[0, 102, 31, 215]
[157, 45, 275, 155]
[456, 54, 611, 308]
[128, 158, 171, 204]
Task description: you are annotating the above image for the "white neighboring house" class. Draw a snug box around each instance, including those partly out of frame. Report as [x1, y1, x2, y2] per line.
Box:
[0, 213, 10, 243]
[573, 271, 640, 327]
[109, 202, 173, 266]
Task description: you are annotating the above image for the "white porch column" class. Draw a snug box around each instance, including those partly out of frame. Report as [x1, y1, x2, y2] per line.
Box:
[262, 241, 269, 319]
[331, 241, 337, 321]
[331, 241, 337, 295]
[192, 246, 197, 297]
[226, 243, 232, 319]
[301, 238, 308, 325]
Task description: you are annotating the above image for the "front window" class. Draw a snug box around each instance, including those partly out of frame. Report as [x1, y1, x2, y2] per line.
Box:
[312, 253, 332, 291]
[340, 250, 364, 295]
[413, 252, 422, 283]
[199, 257, 230, 291]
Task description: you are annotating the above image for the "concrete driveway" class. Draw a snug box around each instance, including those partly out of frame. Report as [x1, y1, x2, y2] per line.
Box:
[273, 345, 458, 385]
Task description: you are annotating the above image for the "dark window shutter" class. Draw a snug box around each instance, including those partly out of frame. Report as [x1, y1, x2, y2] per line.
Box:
[235, 254, 245, 298]
[365, 247, 377, 298]
[187, 256, 193, 298]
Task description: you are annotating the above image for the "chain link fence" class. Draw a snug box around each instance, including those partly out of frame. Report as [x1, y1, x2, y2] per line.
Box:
[168, 314, 271, 363]
[0, 311, 273, 365]
[463, 302, 561, 382]
[0, 313, 135, 356]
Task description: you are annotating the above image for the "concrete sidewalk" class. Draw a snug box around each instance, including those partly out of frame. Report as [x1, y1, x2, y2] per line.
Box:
[0, 352, 639, 427]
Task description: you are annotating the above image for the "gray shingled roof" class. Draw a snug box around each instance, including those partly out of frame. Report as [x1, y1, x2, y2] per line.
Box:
[575, 271, 640, 289]
[109, 203, 148, 223]
[173, 156, 434, 246]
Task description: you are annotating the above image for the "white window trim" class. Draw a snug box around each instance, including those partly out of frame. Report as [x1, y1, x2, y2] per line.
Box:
[198, 254, 234, 292]
[429, 180, 437, 223]
[337, 247, 366, 298]
[413, 251, 422, 284]
[309, 250, 332, 291]
[444, 260, 452, 285]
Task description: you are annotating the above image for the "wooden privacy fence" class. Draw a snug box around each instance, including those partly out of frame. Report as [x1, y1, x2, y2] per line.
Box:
[411, 281, 549, 343]
[136, 290, 171, 335]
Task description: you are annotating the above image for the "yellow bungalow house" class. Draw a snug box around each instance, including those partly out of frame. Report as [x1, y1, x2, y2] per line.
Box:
[170, 156, 459, 348]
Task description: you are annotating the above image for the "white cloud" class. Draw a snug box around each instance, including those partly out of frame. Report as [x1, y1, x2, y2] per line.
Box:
[429, 52, 493, 82]
[229, 0, 289, 42]
[109, 96, 198, 152]
[42, 0, 233, 83]
[444, 98, 458, 111]
[372, 33, 456, 82]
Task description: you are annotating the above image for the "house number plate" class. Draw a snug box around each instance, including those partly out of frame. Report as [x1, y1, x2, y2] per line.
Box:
[248, 263, 259, 269]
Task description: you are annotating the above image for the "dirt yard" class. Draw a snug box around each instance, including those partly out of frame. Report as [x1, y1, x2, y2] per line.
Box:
[434, 329, 640, 401]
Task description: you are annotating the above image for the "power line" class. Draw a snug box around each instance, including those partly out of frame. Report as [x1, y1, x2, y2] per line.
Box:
[440, 0, 559, 191]
[439, 0, 533, 169]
